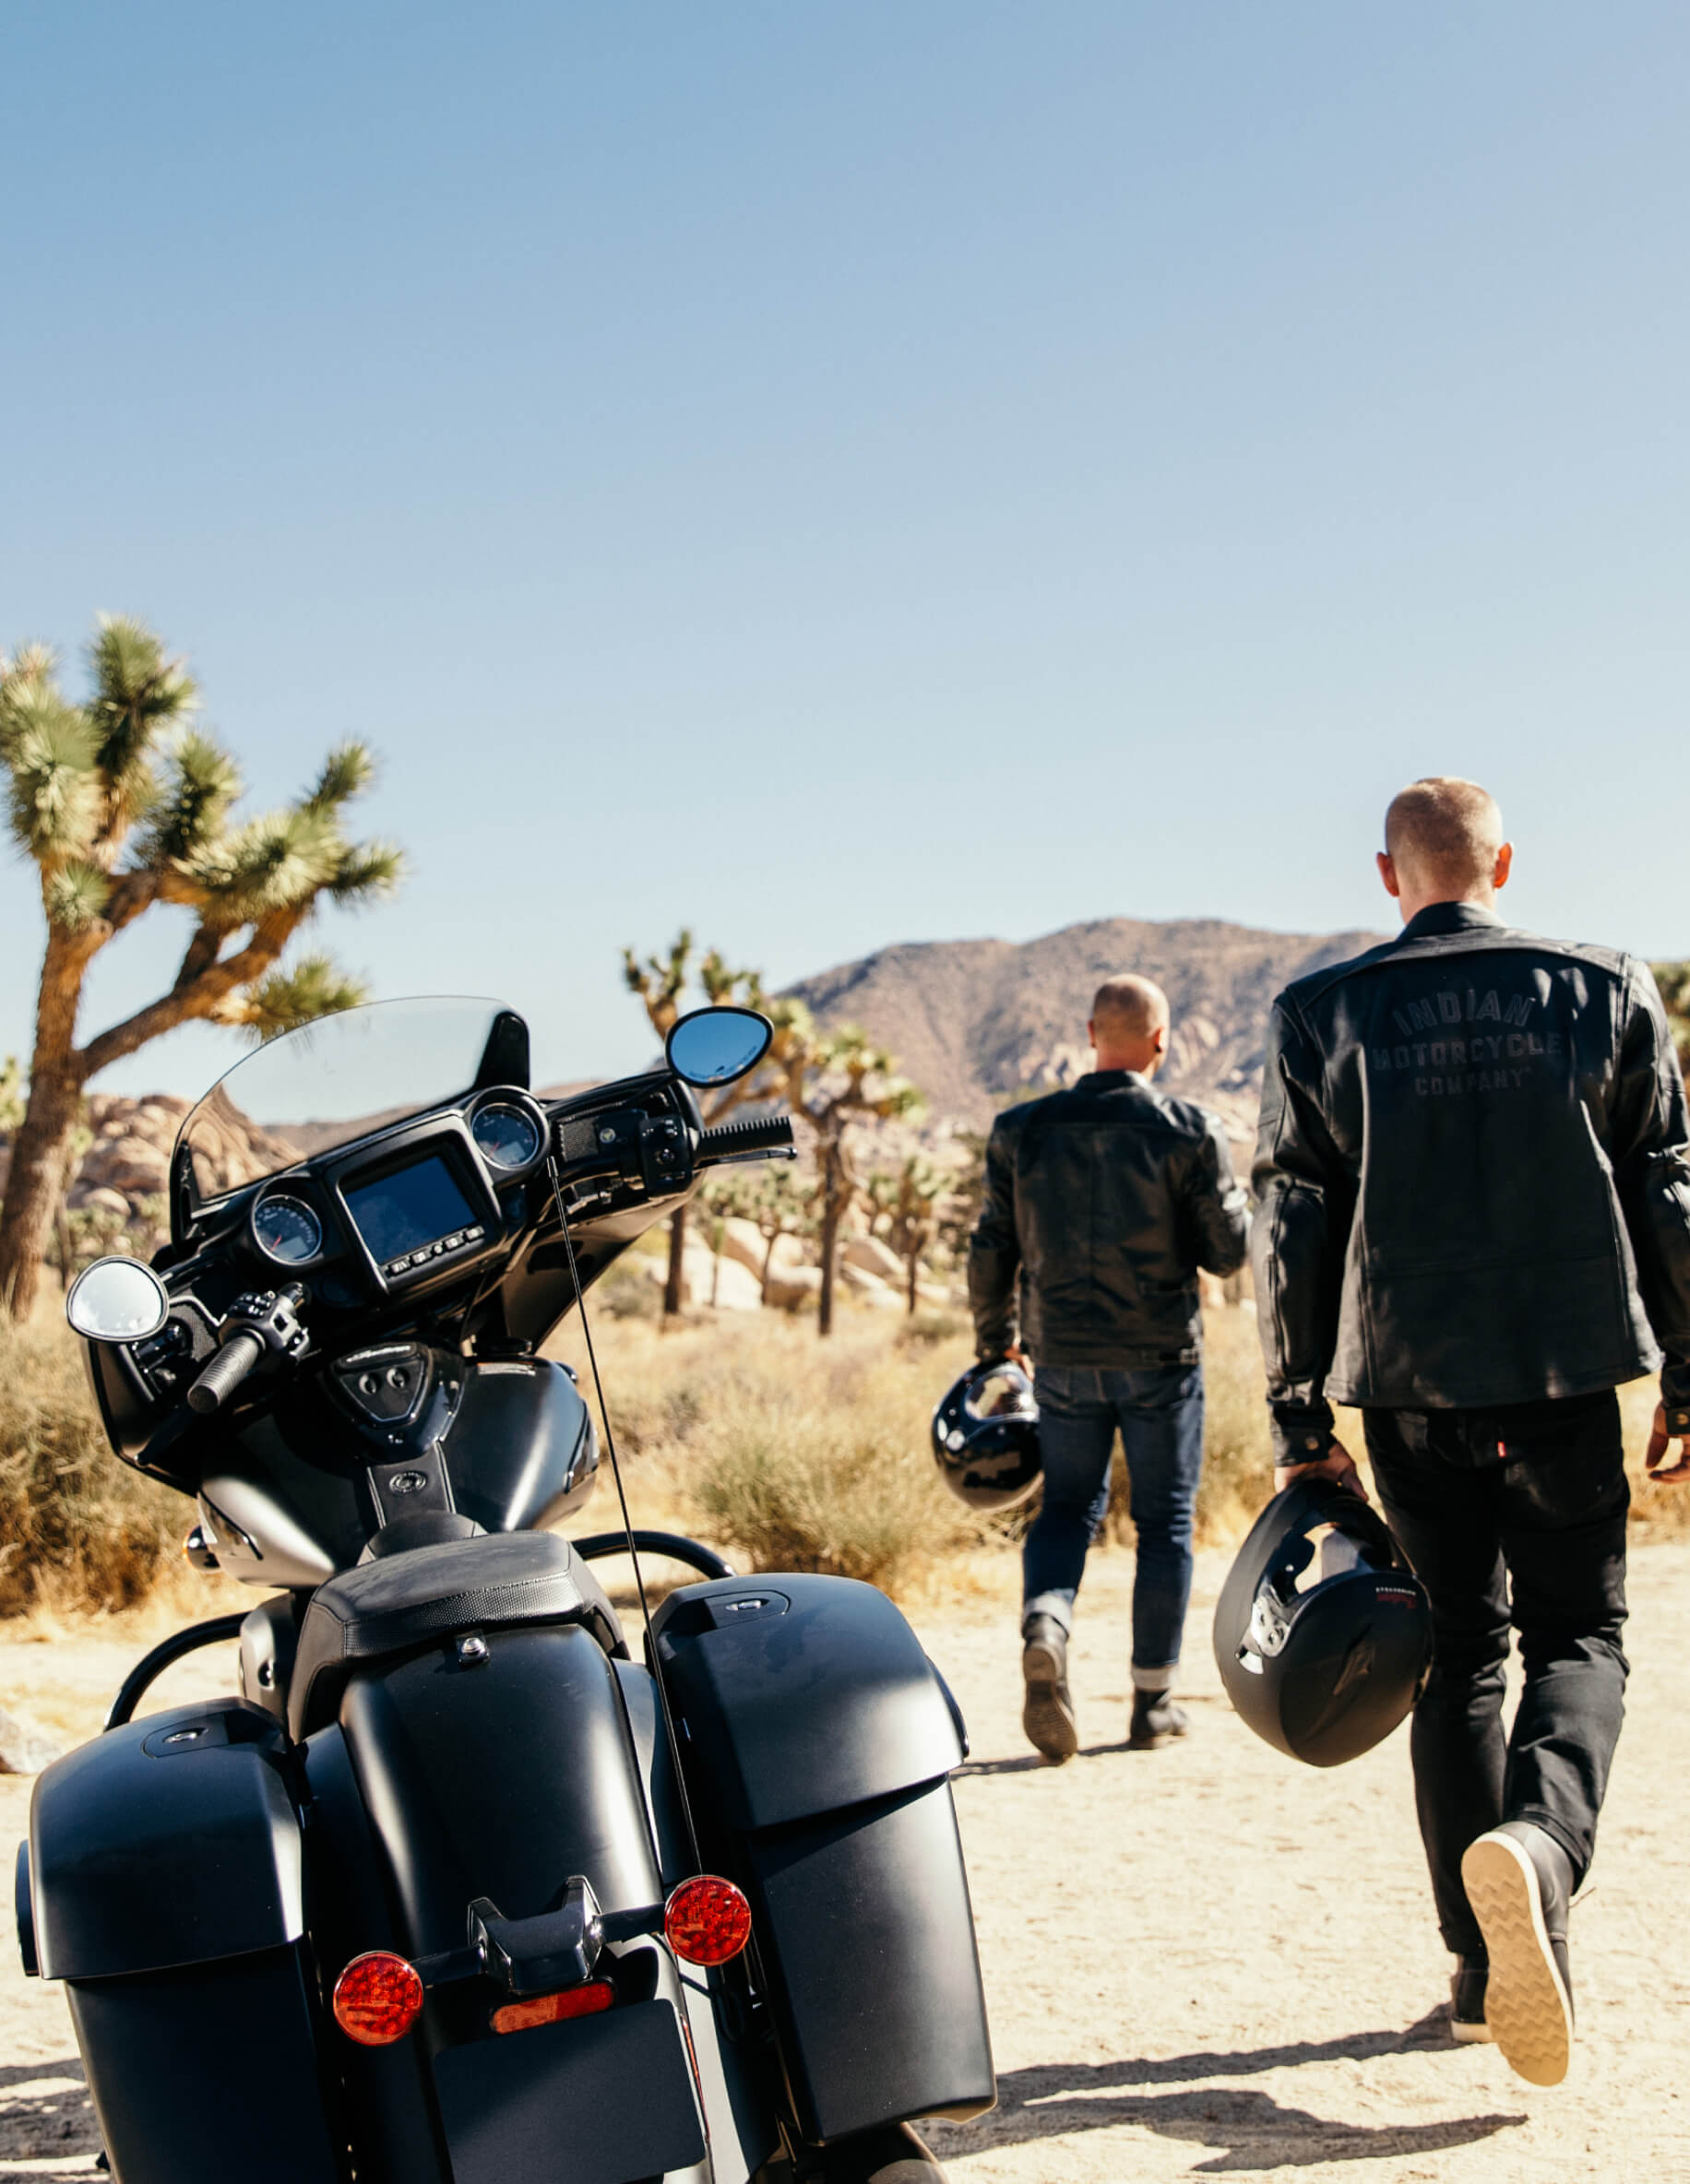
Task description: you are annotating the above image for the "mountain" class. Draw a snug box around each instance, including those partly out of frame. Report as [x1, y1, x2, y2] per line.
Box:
[784, 916, 1386, 1144]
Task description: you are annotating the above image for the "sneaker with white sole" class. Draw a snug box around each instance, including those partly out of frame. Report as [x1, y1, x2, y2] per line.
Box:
[1460, 1822, 1575, 2085]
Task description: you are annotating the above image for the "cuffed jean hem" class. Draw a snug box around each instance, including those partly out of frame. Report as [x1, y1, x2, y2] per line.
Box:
[1021, 1590, 1074, 1635]
[1132, 1664, 1176, 1692]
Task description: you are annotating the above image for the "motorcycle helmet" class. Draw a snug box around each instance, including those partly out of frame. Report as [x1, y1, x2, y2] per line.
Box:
[931, 1360, 1042, 1512]
[1213, 1477, 1431, 1767]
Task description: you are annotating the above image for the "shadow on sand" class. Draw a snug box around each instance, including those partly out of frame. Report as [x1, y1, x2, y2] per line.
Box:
[926, 2024, 1527, 2172]
[0, 2056, 99, 2179]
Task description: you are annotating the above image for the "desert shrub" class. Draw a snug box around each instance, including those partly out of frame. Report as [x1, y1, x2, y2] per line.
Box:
[595, 1257, 662, 1322]
[553, 1311, 983, 1593]
[896, 1306, 970, 1347]
[0, 1318, 182, 1615]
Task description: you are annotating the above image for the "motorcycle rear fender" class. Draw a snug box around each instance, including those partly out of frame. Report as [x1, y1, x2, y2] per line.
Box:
[27, 1697, 338, 2184]
[333, 1622, 734, 2183]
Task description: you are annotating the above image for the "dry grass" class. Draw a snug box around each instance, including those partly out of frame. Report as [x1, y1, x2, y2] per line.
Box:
[4, 1292, 1684, 1626]
[0, 1317, 187, 1617]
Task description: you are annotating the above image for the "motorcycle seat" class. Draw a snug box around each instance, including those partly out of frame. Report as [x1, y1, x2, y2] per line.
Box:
[289, 1530, 626, 1741]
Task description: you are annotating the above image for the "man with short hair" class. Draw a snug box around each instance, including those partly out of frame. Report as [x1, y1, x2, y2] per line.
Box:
[970, 974, 1250, 1762]
[1254, 776, 1690, 2083]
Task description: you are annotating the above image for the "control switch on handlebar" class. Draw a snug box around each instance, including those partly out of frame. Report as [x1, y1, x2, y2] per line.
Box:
[186, 1284, 310, 1417]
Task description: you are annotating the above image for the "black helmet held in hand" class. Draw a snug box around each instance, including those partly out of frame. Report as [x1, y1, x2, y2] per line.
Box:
[932, 1359, 1042, 1512]
[1213, 1476, 1432, 1767]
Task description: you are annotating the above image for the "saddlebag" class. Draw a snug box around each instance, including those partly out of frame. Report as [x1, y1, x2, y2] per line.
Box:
[26, 1696, 338, 2184]
[652, 1573, 995, 2146]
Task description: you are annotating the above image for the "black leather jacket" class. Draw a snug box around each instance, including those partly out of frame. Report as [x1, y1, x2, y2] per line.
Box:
[970, 1071, 1250, 1368]
[1253, 901, 1690, 1462]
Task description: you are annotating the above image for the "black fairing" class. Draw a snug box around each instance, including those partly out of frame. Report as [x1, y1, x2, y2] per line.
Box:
[653, 1573, 995, 2145]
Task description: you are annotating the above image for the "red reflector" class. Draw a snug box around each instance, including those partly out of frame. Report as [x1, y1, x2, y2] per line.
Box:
[491, 1980, 614, 2036]
[333, 1952, 424, 2046]
[664, 1874, 752, 1966]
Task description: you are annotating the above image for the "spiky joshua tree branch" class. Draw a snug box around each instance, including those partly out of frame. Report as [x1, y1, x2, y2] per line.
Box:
[0, 617, 403, 1319]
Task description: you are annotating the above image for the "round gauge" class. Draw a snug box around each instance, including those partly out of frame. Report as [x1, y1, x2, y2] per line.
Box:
[472, 1102, 542, 1170]
[253, 1193, 323, 1265]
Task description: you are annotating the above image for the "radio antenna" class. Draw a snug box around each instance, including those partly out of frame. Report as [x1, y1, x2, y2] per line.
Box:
[546, 1158, 704, 1875]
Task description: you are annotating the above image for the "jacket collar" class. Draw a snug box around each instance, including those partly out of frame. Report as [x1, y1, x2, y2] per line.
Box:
[1078, 1068, 1151, 1088]
[1397, 900, 1505, 942]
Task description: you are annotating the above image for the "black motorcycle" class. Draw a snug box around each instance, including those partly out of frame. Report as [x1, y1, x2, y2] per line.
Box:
[14, 996, 994, 2184]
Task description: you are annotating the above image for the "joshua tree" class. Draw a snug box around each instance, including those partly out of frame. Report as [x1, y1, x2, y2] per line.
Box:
[703, 1161, 817, 1305]
[0, 618, 401, 1320]
[866, 1153, 947, 1312]
[622, 932, 808, 1319]
[780, 1027, 923, 1335]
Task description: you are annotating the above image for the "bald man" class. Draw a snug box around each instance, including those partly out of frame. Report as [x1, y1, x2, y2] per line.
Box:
[970, 974, 1250, 1761]
[1254, 776, 1690, 2084]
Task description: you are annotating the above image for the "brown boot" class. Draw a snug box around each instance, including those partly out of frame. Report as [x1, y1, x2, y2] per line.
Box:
[1021, 1614, 1078, 1763]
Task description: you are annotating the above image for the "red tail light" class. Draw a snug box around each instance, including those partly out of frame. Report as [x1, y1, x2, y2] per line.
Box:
[492, 1980, 614, 2035]
[664, 1875, 752, 1965]
[333, 1952, 424, 2046]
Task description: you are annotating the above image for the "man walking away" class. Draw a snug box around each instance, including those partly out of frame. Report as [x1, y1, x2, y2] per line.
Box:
[1253, 777, 1690, 2084]
[970, 975, 1250, 1763]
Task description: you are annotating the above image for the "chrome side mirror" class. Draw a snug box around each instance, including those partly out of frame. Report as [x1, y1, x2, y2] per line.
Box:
[65, 1255, 170, 1343]
[666, 1006, 774, 1088]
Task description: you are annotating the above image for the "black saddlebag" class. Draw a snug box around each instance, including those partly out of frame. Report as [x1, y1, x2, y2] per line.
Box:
[651, 1573, 995, 2146]
[26, 1696, 338, 2184]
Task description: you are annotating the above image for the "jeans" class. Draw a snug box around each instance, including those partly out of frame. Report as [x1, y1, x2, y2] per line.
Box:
[1022, 1362, 1205, 1689]
[1364, 1392, 1630, 1961]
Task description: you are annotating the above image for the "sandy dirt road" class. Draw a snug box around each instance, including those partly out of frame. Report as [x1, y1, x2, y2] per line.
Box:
[2, 1543, 1686, 2181]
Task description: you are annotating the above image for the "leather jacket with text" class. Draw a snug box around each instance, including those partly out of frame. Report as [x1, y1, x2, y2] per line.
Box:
[1252, 901, 1690, 1461]
[970, 1070, 1250, 1368]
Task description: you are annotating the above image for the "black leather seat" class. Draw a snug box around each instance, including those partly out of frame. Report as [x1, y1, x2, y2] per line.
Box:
[289, 1530, 626, 1741]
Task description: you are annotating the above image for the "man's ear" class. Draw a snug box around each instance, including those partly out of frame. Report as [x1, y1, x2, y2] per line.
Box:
[1151, 1024, 1168, 1057]
[1494, 841, 1514, 891]
[1377, 849, 1401, 899]
[1087, 1016, 1098, 1051]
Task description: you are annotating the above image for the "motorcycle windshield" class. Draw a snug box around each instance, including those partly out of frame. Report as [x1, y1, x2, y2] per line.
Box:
[177, 997, 525, 1200]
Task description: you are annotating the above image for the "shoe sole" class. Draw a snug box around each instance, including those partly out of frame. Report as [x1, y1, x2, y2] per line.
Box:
[1127, 1726, 1185, 1750]
[1461, 1834, 1574, 2086]
[1449, 2017, 1494, 2045]
[1021, 1641, 1078, 1763]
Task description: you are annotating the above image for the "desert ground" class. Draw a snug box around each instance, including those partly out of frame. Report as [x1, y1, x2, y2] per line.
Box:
[2, 1540, 1686, 2182]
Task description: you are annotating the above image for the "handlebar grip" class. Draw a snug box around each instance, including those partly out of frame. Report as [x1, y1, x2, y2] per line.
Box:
[697, 1114, 795, 1158]
[186, 1331, 265, 1416]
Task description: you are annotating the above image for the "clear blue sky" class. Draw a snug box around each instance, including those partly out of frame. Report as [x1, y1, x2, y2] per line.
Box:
[4, 4, 1685, 1097]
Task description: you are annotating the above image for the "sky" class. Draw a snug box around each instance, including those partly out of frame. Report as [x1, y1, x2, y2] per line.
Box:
[3, 4, 1686, 1097]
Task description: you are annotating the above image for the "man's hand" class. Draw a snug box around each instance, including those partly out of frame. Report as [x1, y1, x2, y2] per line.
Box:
[1274, 1439, 1368, 1502]
[1645, 1403, 1690, 1485]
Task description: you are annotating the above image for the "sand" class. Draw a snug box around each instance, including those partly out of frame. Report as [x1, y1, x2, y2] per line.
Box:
[2, 1543, 1686, 2181]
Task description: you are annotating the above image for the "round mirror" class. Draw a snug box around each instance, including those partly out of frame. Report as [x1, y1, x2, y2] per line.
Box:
[66, 1255, 170, 1343]
[666, 1006, 774, 1087]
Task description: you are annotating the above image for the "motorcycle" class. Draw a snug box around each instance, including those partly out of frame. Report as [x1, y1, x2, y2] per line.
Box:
[14, 996, 994, 2184]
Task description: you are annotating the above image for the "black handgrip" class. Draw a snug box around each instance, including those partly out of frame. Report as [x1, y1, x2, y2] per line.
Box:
[696, 1113, 795, 1158]
[186, 1331, 265, 1416]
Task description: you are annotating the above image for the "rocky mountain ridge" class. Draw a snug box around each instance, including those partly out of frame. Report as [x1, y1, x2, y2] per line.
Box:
[785, 913, 1386, 1143]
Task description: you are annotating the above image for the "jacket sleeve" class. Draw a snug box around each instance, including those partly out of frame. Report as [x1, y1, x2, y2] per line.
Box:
[1186, 1110, 1251, 1276]
[1610, 960, 1690, 1423]
[1251, 995, 1352, 1465]
[968, 1119, 1021, 1359]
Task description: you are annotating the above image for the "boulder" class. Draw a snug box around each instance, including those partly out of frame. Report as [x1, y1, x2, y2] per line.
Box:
[89, 1134, 170, 1195]
[75, 1186, 133, 1219]
[839, 1263, 901, 1308]
[765, 1264, 823, 1311]
[843, 1235, 905, 1284]
[0, 1707, 62, 1776]
[717, 1217, 768, 1278]
[704, 1255, 764, 1312]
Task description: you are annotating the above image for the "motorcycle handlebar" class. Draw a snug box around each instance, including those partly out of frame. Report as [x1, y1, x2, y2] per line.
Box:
[696, 1114, 796, 1161]
[186, 1331, 266, 1416]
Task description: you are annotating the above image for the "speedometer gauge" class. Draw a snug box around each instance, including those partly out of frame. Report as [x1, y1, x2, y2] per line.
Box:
[254, 1193, 323, 1265]
[472, 1102, 541, 1170]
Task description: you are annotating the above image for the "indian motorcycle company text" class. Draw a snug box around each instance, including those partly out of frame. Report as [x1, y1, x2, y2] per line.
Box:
[1367, 987, 1560, 1098]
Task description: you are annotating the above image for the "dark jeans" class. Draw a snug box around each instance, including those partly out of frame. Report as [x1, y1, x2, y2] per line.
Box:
[1363, 1392, 1630, 1961]
[1023, 1362, 1205, 1689]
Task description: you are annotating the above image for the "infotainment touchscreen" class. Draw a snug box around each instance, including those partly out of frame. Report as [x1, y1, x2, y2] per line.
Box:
[344, 1153, 479, 1264]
